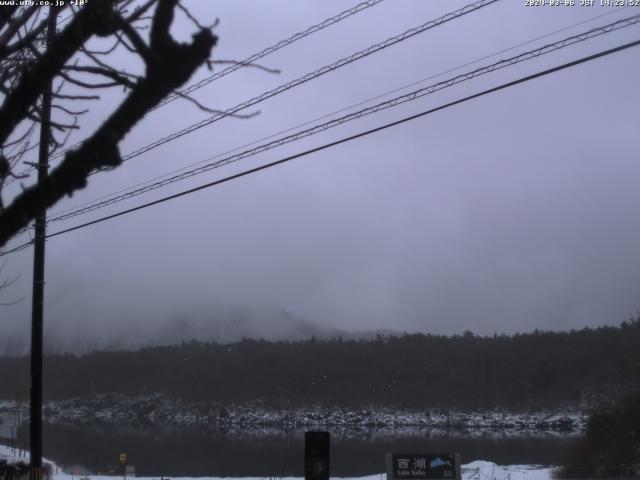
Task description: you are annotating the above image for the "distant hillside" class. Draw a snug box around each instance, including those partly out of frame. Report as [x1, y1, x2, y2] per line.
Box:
[0, 320, 638, 410]
[0, 304, 401, 355]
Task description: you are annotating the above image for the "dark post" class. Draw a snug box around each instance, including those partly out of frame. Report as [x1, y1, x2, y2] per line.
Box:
[30, 7, 56, 480]
[304, 431, 330, 480]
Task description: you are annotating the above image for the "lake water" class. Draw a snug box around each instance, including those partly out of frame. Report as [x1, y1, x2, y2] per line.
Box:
[9, 422, 577, 477]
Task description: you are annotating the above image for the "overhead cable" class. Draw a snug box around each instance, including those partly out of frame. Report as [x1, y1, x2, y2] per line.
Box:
[48, 0, 498, 167]
[6, 0, 389, 183]
[40, 38, 640, 241]
[47, 6, 634, 219]
[0, 240, 34, 258]
[45, 14, 640, 225]
[156, 0, 388, 109]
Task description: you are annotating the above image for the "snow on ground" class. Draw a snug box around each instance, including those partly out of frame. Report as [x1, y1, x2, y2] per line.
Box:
[2, 445, 554, 480]
[47, 465, 554, 480]
[463, 461, 553, 480]
[0, 443, 29, 464]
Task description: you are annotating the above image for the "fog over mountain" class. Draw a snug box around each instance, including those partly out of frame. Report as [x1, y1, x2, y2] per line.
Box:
[0, 303, 401, 355]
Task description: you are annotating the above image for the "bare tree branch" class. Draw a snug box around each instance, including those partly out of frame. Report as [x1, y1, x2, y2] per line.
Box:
[51, 104, 89, 116]
[0, 260, 24, 305]
[58, 70, 128, 90]
[0, 6, 38, 50]
[0, 0, 217, 246]
[116, 14, 153, 63]
[0, 6, 20, 33]
[81, 38, 120, 55]
[62, 64, 138, 89]
[0, 0, 119, 146]
[213, 59, 281, 75]
[0, 16, 47, 57]
[53, 93, 101, 101]
[124, 0, 158, 23]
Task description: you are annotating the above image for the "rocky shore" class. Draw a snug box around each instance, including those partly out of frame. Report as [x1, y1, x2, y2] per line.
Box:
[1, 395, 587, 434]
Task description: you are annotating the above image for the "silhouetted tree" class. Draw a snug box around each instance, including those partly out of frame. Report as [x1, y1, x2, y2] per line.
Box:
[559, 390, 640, 477]
[0, 0, 217, 246]
[1, 322, 639, 409]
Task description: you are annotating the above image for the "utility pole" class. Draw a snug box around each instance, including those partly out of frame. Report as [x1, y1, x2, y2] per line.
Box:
[30, 7, 56, 480]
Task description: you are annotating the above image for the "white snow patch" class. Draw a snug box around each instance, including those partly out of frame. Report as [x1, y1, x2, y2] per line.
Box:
[3, 444, 554, 480]
[1, 443, 58, 476]
[48, 467, 554, 480]
[462, 461, 553, 480]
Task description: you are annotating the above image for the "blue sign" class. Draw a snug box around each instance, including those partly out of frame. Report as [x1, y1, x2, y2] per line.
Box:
[386, 453, 460, 480]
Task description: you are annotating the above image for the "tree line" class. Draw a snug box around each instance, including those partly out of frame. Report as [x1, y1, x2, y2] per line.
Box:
[559, 390, 640, 477]
[1, 320, 639, 410]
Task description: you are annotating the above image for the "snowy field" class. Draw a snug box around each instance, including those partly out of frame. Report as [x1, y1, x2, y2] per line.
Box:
[1, 445, 554, 480]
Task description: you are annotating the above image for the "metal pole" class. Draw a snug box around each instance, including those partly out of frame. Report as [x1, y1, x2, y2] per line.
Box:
[30, 7, 56, 480]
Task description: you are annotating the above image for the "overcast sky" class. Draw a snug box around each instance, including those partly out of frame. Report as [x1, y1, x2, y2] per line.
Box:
[1, 0, 640, 350]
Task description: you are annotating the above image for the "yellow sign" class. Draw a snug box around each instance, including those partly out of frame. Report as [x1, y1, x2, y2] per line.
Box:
[119, 453, 127, 464]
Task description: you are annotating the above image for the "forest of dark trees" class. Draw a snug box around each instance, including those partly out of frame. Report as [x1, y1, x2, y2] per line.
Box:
[1, 320, 639, 410]
[558, 390, 640, 477]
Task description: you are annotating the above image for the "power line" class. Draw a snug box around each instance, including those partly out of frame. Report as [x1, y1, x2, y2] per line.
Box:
[42, 39, 640, 241]
[6, 0, 501, 241]
[6, 0, 388, 183]
[46, 13, 640, 223]
[45, 14, 640, 225]
[49, 0, 499, 168]
[0, 240, 34, 258]
[47, 6, 633, 219]
[156, 0, 388, 109]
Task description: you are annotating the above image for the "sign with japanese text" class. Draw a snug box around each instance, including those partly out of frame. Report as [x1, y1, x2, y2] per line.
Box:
[386, 453, 461, 480]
